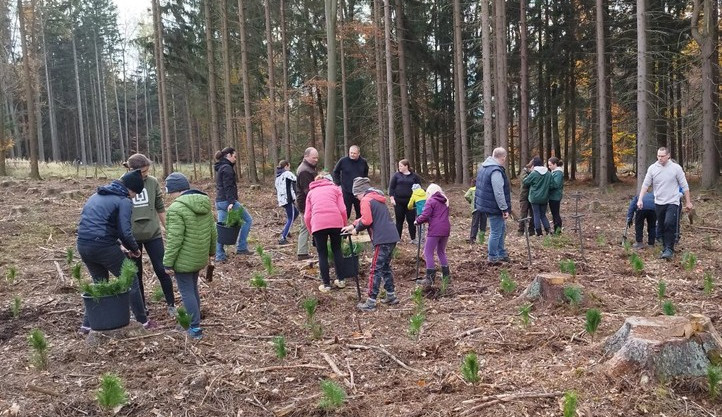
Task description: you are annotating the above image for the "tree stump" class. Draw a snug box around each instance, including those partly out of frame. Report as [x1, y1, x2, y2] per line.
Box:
[518, 273, 579, 304]
[603, 314, 722, 379]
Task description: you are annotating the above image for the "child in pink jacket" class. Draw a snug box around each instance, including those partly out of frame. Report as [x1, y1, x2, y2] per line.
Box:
[304, 174, 349, 292]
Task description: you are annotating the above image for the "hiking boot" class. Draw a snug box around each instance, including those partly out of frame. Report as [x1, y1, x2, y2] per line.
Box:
[297, 254, 312, 261]
[357, 298, 377, 312]
[78, 325, 91, 335]
[333, 279, 346, 289]
[167, 305, 177, 318]
[660, 248, 674, 260]
[501, 256, 511, 263]
[416, 268, 436, 287]
[487, 258, 503, 266]
[236, 249, 251, 255]
[278, 238, 289, 245]
[318, 284, 332, 293]
[188, 327, 203, 340]
[632, 242, 646, 249]
[380, 292, 399, 305]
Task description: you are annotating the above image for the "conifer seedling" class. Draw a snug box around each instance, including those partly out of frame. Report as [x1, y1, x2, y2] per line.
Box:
[440, 274, 450, 296]
[662, 300, 676, 316]
[224, 206, 245, 228]
[622, 239, 632, 255]
[319, 379, 346, 411]
[708, 365, 721, 399]
[519, 303, 532, 327]
[682, 251, 697, 271]
[563, 285, 582, 307]
[411, 287, 424, 313]
[629, 253, 644, 275]
[704, 271, 714, 295]
[11, 296, 21, 319]
[460, 352, 481, 383]
[151, 286, 165, 302]
[302, 297, 318, 322]
[499, 270, 516, 294]
[657, 280, 667, 300]
[6, 266, 17, 285]
[81, 259, 136, 299]
[250, 273, 268, 289]
[309, 322, 323, 340]
[66, 247, 74, 265]
[96, 373, 128, 411]
[478, 233, 485, 244]
[563, 391, 578, 417]
[559, 259, 576, 276]
[273, 336, 287, 359]
[71, 263, 83, 282]
[262, 253, 274, 275]
[585, 308, 601, 341]
[28, 328, 48, 370]
[408, 313, 425, 338]
[596, 234, 607, 246]
[255, 244, 264, 257]
[176, 307, 191, 330]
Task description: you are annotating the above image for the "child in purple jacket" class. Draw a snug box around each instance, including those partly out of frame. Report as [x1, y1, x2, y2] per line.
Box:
[414, 183, 451, 287]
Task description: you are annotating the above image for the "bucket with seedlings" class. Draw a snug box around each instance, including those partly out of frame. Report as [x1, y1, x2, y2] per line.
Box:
[81, 258, 136, 331]
[217, 206, 245, 245]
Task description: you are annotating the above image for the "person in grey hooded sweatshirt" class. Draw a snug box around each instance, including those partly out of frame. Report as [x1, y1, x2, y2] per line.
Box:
[474, 148, 512, 264]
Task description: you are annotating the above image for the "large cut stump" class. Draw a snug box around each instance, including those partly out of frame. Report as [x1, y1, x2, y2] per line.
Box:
[518, 273, 580, 304]
[603, 314, 722, 379]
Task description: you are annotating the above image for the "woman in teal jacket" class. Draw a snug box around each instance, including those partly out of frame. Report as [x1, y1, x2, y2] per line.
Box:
[163, 173, 216, 340]
[522, 156, 552, 236]
[547, 157, 564, 234]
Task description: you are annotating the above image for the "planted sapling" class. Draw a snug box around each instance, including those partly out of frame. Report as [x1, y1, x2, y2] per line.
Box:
[682, 251, 697, 271]
[657, 280, 667, 300]
[499, 269, 516, 294]
[662, 300, 676, 316]
[11, 296, 21, 319]
[224, 206, 245, 228]
[585, 308, 602, 341]
[71, 263, 83, 283]
[563, 285, 582, 307]
[96, 373, 128, 411]
[596, 234, 607, 246]
[255, 244, 265, 257]
[319, 379, 346, 411]
[408, 313, 425, 338]
[250, 273, 268, 289]
[622, 239, 632, 255]
[273, 336, 287, 359]
[262, 253, 274, 275]
[28, 328, 48, 370]
[302, 297, 318, 322]
[704, 271, 714, 295]
[519, 303, 532, 327]
[176, 307, 191, 330]
[563, 391, 578, 417]
[440, 274, 450, 295]
[6, 266, 17, 285]
[151, 286, 165, 302]
[708, 365, 721, 399]
[629, 253, 644, 275]
[559, 259, 576, 276]
[66, 247, 74, 265]
[460, 352, 481, 383]
[411, 287, 424, 313]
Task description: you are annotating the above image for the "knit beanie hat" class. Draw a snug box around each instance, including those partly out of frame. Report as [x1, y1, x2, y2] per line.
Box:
[352, 177, 371, 195]
[412, 183, 421, 191]
[165, 172, 191, 194]
[120, 169, 144, 194]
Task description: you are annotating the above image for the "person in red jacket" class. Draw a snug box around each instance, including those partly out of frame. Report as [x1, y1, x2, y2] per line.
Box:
[304, 173, 348, 292]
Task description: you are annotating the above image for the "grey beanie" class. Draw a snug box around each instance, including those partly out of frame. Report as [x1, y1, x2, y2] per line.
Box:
[120, 169, 144, 194]
[352, 177, 371, 195]
[165, 172, 190, 194]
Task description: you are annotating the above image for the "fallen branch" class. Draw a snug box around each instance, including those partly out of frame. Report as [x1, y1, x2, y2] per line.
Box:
[345, 358, 355, 390]
[459, 391, 564, 416]
[691, 225, 721, 233]
[27, 384, 61, 397]
[321, 352, 347, 377]
[348, 344, 423, 374]
[53, 261, 66, 285]
[248, 364, 327, 373]
[216, 332, 278, 340]
[455, 327, 485, 339]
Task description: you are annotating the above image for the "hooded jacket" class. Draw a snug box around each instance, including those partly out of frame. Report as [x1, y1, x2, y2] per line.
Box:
[523, 166, 552, 204]
[214, 158, 238, 206]
[275, 168, 297, 207]
[548, 167, 564, 201]
[353, 189, 400, 246]
[130, 175, 165, 242]
[77, 181, 139, 252]
[304, 179, 347, 234]
[407, 188, 427, 215]
[627, 192, 656, 221]
[163, 190, 216, 273]
[415, 192, 451, 237]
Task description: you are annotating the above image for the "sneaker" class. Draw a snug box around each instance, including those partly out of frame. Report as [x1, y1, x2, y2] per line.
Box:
[334, 279, 346, 289]
[660, 248, 674, 260]
[236, 249, 251, 255]
[188, 327, 203, 340]
[410, 238, 419, 245]
[357, 298, 377, 312]
[142, 319, 158, 330]
[167, 305, 177, 318]
[318, 284, 332, 293]
[380, 293, 399, 305]
[278, 238, 289, 245]
[632, 242, 645, 249]
[297, 254, 312, 261]
[78, 325, 91, 335]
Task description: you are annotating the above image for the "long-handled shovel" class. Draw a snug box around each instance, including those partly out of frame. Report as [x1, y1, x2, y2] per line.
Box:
[519, 217, 532, 265]
[415, 224, 423, 282]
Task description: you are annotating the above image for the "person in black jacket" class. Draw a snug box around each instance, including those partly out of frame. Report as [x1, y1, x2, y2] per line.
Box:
[332, 145, 369, 219]
[389, 159, 423, 243]
[295, 147, 319, 260]
[214, 147, 253, 261]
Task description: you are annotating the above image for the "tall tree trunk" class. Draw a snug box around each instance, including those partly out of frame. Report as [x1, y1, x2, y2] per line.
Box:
[113, 76, 125, 159]
[383, 0, 395, 179]
[40, 14, 60, 161]
[395, 0, 413, 164]
[221, 0, 234, 149]
[134, 75, 139, 152]
[372, 0, 387, 188]
[493, 0, 508, 153]
[636, 0, 650, 190]
[518, 0, 529, 170]
[481, 0, 493, 156]
[72, 36, 87, 164]
[596, 0, 608, 187]
[238, 0, 258, 182]
[339, 0, 349, 152]
[93, 36, 108, 164]
[18, 0, 39, 179]
[203, 0, 221, 153]
[324, 0, 338, 171]
[453, 0, 469, 184]
[264, 0, 278, 166]
[152, 0, 172, 176]
[280, 0, 291, 161]
[143, 62, 151, 153]
[0, 66, 6, 176]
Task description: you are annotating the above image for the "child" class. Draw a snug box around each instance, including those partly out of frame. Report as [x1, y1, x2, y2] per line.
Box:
[341, 177, 401, 312]
[275, 160, 298, 245]
[414, 183, 451, 287]
[626, 191, 656, 249]
[163, 172, 217, 340]
[548, 157, 564, 234]
[407, 183, 427, 244]
[517, 160, 535, 236]
[464, 178, 487, 244]
[522, 156, 552, 236]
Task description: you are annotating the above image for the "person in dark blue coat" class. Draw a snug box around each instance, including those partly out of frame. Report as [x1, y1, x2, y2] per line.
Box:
[626, 191, 656, 249]
[214, 147, 253, 260]
[76, 169, 154, 334]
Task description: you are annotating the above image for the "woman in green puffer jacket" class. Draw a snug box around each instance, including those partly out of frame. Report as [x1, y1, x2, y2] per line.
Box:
[522, 156, 552, 236]
[163, 173, 216, 340]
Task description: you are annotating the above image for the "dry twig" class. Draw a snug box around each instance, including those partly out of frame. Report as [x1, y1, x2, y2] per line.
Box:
[248, 364, 327, 373]
[348, 344, 423, 374]
[321, 352, 347, 377]
[458, 391, 564, 415]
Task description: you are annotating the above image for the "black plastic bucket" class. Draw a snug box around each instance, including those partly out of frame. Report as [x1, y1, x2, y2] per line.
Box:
[337, 254, 359, 279]
[217, 222, 241, 245]
[82, 291, 131, 331]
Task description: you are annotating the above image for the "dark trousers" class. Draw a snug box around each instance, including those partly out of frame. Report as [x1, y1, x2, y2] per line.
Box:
[134, 238, 175, 308]
[393, 198, 416, 240]
[313, 228, 344, 286]
[175, 271, 201, 329]
[635, 210, 656, 245]
[655, 203, 679, 251]
[342, 190, 361, 220]
[470, 211, 487, 241]
[281, 203, 299, 239]
[367, 243, 396, 299]
[548, 199, 562, 233]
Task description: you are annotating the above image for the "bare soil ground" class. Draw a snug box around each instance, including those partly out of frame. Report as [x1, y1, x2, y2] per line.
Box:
[0, 175, 721, 416]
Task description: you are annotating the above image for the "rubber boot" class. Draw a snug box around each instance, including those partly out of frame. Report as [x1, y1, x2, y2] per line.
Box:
[416, 268, 436, 287]
[441, 266, 451, 283]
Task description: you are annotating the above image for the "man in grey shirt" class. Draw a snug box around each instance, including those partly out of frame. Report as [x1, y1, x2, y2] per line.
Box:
[637, 146, 693, 260]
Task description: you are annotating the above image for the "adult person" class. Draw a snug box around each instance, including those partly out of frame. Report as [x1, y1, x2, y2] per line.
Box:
[523, 156, 552, 236]
[296, 147, 319, 260]
[332, 145, 369, 219]
[517, 160, 535, 236]
[637, 146, 693, 260]
[304, 173, 348, 292]
[214, 147, 253, 261]
[474, 147, 512, 265]
[123, 154, 176, 317]
[77, 169, 154, 334]
[547, 157, 564, 234]
[389, 159, 423, 243]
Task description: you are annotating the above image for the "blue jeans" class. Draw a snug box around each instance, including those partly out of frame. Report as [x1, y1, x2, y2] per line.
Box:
[175, 271, 201, 329]
[487, 214, 508, 261]
[77, 241, 147, 326]
[367, 243, 396, 299]
[282, 203, 299, 240]
[531, 203, 551, 234]
[134, 238, 175, 307]
[216, 201, 252, 259]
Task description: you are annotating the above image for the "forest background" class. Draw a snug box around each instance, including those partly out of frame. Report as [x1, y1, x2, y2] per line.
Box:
[0, 0, 720, 190]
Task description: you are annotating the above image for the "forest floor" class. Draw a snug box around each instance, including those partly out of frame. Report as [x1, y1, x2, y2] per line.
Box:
[0, 173, 721, 417]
